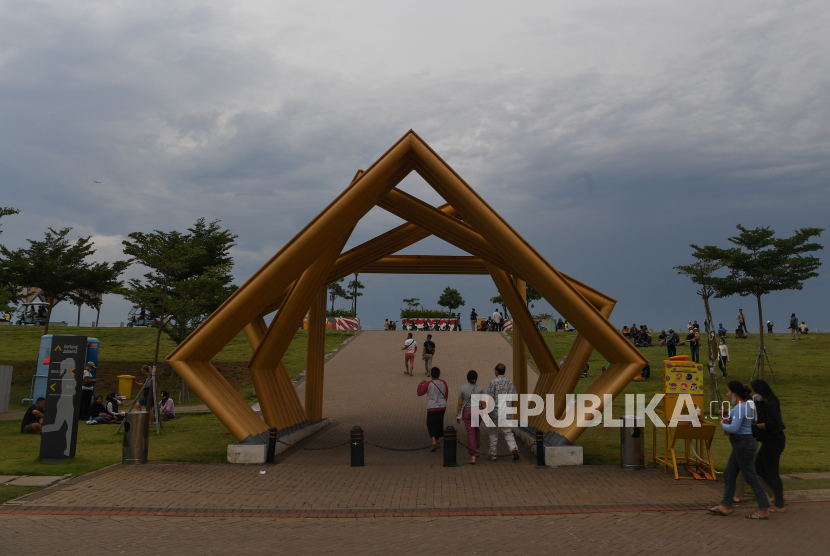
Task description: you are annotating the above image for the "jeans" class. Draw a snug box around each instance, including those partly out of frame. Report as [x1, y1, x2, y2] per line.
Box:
[462, 407, 480, 457]
[488, 415, 518, 457]
[718, 356, 728, 378]
[721, 435, 770, 509]
[690, 344, 700, 363]
[756, 433, 786, 508]
[739, 322, 748, 334]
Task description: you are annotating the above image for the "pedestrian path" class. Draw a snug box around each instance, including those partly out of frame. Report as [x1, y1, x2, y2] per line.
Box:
[3, 330, 826, 555]
[4, 332, 722, 516]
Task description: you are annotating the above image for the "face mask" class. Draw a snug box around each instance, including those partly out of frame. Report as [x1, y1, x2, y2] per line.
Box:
[754, 394, 762, 402]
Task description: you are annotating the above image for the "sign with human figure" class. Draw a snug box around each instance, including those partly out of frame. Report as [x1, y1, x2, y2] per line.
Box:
[40, 335, 88, 462]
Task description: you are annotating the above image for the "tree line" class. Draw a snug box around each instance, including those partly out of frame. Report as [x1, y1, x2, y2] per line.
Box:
[0, 208, 237, 370]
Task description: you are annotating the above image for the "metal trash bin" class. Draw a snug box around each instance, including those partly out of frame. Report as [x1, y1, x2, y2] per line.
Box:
[122, 411, 149, 464]
[620, 415, 644, 470]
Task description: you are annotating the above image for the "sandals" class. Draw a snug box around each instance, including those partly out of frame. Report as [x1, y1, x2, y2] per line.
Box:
[707, 507, 730, 516]
[746, 512, 769, 520]
[430, 444, 439, 452]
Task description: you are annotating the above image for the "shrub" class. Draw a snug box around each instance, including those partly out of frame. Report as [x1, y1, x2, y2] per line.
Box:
[400, 308, 452, 319]
[327, 309, 356, 318]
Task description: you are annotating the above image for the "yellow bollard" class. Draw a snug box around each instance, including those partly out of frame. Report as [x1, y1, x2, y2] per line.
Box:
[117, 375, 136, 399]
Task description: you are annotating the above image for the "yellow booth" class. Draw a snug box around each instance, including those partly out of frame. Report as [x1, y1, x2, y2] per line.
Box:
[651, 356, 717, 480]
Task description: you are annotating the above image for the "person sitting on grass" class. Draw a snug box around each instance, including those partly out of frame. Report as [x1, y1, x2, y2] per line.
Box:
[658, 331, 667, 346]
[735, 327, 748, 339]
[21, 397, 45, 434]
[622, 326, 631, 338]
[105, 392, 124, 422]
[87, 395, 117, 424]
[718, 323, 727, 337]
[158, 390, 176, 421]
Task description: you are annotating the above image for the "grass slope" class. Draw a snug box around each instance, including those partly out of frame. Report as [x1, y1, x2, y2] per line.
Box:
[529, 331, 830, 473]
[0, 326, 355, 478]
[1, 326, 354, 408]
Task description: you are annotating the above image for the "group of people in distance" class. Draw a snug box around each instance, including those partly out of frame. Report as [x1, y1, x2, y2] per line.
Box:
[404, 332, 520, 464]
[469, 308, 506, 332]
[622, 323, 653, 347]
[19, 363, 176, 435]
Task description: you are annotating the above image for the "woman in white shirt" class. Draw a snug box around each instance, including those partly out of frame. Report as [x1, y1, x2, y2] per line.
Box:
[718, 338, 730, 379]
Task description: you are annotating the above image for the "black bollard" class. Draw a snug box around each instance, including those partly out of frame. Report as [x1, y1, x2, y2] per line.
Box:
[266, 427, 278, 463]
[536, 430, 545, 467]
[443, 426, 457, 467]
[350, 426, 364, 467]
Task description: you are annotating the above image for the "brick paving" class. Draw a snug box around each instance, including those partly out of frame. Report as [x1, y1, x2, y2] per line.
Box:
[2, 331, 826, 553]
[2, 504, 829, 555]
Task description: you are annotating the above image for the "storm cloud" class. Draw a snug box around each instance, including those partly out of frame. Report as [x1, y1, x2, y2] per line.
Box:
[1, 0, 828, 331]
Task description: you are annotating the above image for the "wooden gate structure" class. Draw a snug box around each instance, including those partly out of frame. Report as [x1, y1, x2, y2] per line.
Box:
[167, 131, 648, 445]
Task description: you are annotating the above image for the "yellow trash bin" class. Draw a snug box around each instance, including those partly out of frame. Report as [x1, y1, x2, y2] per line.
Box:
[118, 375, 136, 399]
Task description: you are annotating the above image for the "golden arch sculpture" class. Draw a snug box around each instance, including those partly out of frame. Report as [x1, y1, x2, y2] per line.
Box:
[167, 130, 648, 446]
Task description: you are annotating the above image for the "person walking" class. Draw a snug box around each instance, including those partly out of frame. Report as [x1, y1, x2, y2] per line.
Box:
[486, 363, 519, 461]
[422, 334, 436, 376]
[666, 329, 678, 358]
[402, 333, 417, 376]
[79, 362, 97, 422]
[717, 338, 730, 379]
[737, 309, 748, 335]
[751, 379, 787, 512]
[456, 370, 485, 464]
[709, 381, 771, 520]
[689, 329, 701, 363]
[470, 308, 478, 332]
[789, 313, 801, 341]
[417, 367, 448, 452]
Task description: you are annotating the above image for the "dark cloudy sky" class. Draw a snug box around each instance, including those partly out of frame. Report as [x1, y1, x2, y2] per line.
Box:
[1, 1, 828, 333]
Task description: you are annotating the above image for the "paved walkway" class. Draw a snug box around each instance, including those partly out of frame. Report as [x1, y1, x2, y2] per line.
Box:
[3, 504, 829, 555]
[2, 331, 827, 553]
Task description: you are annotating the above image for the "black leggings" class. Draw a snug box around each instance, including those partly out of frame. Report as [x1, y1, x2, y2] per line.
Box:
[667, 345, 676, 357]
[756, 434, 785, 508]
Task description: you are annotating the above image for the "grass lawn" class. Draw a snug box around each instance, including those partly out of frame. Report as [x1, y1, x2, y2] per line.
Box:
[0, 485, 41, 505]
[1, 326, 355, 409]
[0, 326, 355, 480]
[0, 412, 234, 478]
[526, 331, 830, 473]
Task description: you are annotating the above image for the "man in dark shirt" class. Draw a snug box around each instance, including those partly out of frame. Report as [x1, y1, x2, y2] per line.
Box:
[470, 309, 478, 333]
[21, 397, 45, 434]
[422, 334, 436, 376]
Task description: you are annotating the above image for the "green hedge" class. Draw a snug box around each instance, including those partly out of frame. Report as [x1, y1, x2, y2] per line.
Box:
[400, 308, 454, 318]
[327, 309, 356, 317]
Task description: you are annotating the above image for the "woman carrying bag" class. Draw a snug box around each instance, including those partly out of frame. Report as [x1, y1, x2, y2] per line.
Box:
[417, 367, 448, 452]
[456, 370, 485, 464]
